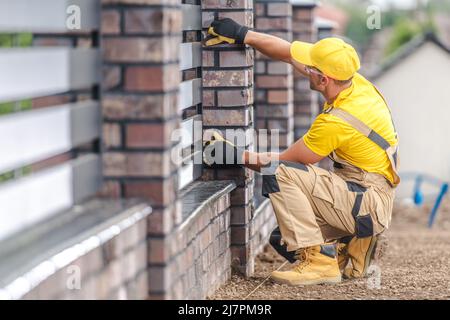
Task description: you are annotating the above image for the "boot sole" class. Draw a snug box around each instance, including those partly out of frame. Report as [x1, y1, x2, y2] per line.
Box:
[271, 275, 342, 286]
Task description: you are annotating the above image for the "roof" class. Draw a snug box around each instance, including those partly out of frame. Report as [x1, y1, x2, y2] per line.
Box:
[370, 32, 450, 80]
[314, 17, 339, 30]
[290, 0, 317, 8]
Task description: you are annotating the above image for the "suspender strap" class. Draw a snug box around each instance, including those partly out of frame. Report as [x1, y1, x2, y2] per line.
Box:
[325, 107, 401, 187]
[327, 108, 392, 151]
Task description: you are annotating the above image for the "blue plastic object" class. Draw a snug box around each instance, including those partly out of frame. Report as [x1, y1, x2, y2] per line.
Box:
[428, 183, 449, 228]
[403, 173, 448, 228]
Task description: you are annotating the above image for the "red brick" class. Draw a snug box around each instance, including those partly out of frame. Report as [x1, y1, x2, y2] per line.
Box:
[102, 9, 121, 34]
[126, 121, 178, 148]
[203, 70, 251, 88]
[256, 75, 291, 88]
[267, 90, 291, 104]
[125, 65, 180, 92]
[124, 9, 181, 34]
[147, 206, 178, 236]
[292, 7, 315, 21]
[125, 178, 176, 206]
[103, 93, 178, 121]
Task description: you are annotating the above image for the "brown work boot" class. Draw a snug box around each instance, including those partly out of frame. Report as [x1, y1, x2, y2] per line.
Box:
[270, 243, 341, 286]
[341, 233, 387, 279]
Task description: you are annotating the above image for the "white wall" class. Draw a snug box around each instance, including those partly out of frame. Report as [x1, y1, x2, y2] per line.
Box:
[375, 42, 450, 197]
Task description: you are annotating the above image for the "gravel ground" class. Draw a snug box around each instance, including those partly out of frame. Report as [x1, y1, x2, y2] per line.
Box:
[211, 197, 450, 300]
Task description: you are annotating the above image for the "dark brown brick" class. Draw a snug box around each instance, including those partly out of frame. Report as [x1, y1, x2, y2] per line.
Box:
[103, 94, 178, 120]
[267, 3, 292, 17]
[203, 108, 250, 126]
[255, 17, 290, 30]
[219, 50, 253, 67]
[104, 37, 179, 63]
[202, 0, 253, 10]
[203, 70, 251, 88]
[217, 88, 252, 106]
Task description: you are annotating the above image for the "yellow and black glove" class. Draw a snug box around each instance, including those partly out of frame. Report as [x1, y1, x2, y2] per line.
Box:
[205, 18, 249, 46]
[203, 130, 245, 166]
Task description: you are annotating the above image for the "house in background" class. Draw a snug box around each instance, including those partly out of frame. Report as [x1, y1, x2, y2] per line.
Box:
[371, 33, 450, 198]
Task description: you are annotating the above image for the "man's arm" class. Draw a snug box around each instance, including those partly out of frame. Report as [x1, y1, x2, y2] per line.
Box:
[244, 31, 309, 77]
[242, 138, 324, 172]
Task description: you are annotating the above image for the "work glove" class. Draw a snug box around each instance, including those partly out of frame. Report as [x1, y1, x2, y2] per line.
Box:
[203, 130, 245, 166]
[204, 18, 249, 46]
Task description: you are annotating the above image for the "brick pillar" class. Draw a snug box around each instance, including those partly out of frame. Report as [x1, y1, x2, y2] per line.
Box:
[254, 0, 294, 150]
[101, 0, 182, 299]
[201, 0, 256, 276]
[292, 1, 318, 140]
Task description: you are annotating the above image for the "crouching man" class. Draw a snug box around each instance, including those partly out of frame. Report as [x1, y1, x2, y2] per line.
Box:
[203, 18, 399, 285]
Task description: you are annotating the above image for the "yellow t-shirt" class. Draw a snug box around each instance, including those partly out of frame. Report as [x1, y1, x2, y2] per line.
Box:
[303, 73, 398, 184]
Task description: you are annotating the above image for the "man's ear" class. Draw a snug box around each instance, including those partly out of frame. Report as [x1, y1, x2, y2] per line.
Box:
[320, 75, 330, 86]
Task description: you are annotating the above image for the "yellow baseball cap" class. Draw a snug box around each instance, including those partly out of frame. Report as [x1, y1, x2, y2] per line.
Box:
[290, 37, 360, 81]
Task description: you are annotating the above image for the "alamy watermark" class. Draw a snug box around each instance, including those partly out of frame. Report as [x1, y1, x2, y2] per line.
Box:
[367, 5, 382, 30]
[66, 265, 81, 290]
[66, 5, 81, 30]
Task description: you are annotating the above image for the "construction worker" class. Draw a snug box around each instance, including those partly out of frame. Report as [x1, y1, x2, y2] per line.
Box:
[203, 18, 400, 286]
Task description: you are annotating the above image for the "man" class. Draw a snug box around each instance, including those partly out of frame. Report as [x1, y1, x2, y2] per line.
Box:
[203, 18, 400, 285]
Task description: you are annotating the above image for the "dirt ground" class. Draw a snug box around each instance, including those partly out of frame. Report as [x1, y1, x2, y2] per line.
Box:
[211, 197, 450, 300]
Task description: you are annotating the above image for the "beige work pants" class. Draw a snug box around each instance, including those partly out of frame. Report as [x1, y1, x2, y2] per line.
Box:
[262, 161, 395, 252]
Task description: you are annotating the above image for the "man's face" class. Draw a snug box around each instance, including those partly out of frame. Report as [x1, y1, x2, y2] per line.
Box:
[306, 66, 327, 92]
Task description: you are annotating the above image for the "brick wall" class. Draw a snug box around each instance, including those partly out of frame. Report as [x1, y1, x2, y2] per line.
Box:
[100, 0, 183, 299]
[21, 204, 149, 300]
[254, 0, 294, 150]
[201, 0, 256, 276]
[292, 1, 318, 140]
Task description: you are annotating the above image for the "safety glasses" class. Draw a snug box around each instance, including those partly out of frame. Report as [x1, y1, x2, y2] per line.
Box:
[305, 65, 324, 76]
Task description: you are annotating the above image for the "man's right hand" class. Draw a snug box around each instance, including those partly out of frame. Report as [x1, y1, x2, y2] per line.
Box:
[205, 18, 249, 46]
